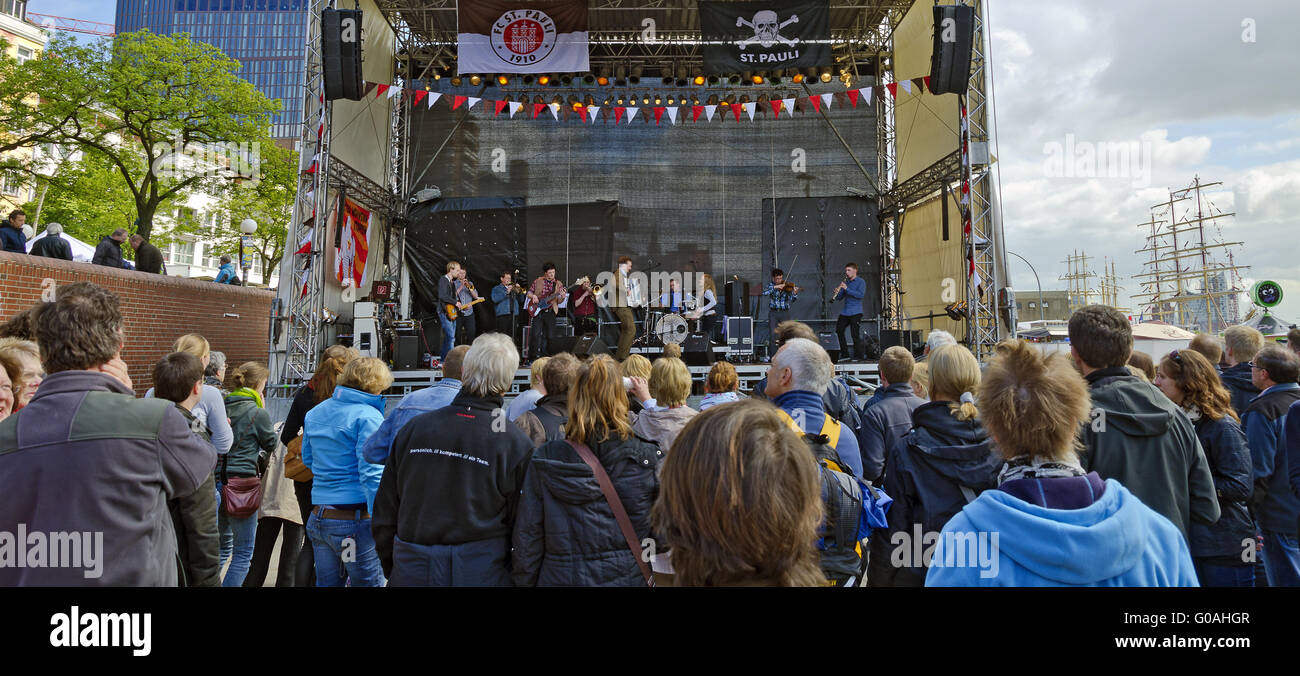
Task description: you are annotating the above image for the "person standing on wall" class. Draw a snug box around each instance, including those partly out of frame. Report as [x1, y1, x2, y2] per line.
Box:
[1, 210, 27, 254]
[129, 234, 166, 275]
[831, 263, 867, 363]
[28, 223, 72, 260]
[92, 228, 129, 269]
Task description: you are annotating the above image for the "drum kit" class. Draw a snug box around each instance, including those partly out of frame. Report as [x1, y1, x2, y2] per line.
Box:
[638, 300, 702, 346]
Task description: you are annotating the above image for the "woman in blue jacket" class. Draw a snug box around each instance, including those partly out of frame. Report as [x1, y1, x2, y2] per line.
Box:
[302, 356, 392, 587]
[926, 340, 1198, 587]
[1154, 349, 1255, 586]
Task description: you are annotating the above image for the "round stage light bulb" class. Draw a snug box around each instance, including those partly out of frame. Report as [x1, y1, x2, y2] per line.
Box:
[820, 72, 833, 83]
[470, 75, 481, 86]
[497, 75, 508, 86]
[693, 76, 705, 86]
[751, 75, 764, 85]
[597, 76, 609, 86]
[538, 75, 550, 85]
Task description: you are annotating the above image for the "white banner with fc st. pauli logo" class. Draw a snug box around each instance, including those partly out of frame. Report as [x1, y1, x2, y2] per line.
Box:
[335, 197, 371, 290]
[457, 0, 589, 74]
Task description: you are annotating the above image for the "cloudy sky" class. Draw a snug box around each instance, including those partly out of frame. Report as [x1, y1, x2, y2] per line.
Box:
[31, 0, 1300, 323]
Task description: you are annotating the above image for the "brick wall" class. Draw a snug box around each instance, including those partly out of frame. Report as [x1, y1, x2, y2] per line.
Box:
[0, 252, 274, 395]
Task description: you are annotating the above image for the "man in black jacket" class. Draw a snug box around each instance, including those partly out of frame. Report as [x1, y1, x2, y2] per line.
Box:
[129, 234, 165, 274]
[1, 209, 26, 254]
[1242, 345, 1300, 586]
[92, 228, 129, 269]
[372, 333, 535, 586]
[1222, 325, 1264, 416]
[436, 260, 461, 360]
[1071, 305, 1219, 538]
[858, 346, 925, 484]
[28, 223, 73, 260]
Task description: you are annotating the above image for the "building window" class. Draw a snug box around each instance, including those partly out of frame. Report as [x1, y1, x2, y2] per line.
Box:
[16, 46, 33, 65]
[2, 174, 22, 196]
[1028, 302, 1037, 309]
[1042, 302, 1049, 308]
[169, 240, 195, 266]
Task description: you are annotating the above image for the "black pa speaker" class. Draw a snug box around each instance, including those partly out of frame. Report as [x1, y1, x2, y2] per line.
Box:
[323, 9, 364, 101]
[817, 331, 841, 363]
[394, 333, 419, 370]
[725, 280, 750, 317]
[880, 329, 922, 353]
[929, 5, 975, 96]
[573, 333, 611, 358]
[548, 336, 577, 356]
[683, 332, 715, 366]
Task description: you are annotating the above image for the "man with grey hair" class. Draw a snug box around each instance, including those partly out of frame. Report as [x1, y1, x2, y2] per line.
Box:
[29, 223, 73, 260]
[92, 228, 130, 269]
[923, 329, 957, 357]
[372, 333, 535, 586]
[765, 337, 864, 479]
[204, 351, 228, 393]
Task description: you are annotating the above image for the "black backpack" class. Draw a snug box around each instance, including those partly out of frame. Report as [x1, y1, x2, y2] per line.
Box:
[531, 406, 567, 443]
[777, 410, 865, 586]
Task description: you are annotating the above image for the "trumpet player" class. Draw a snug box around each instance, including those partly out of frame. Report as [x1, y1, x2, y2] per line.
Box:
[569, 276, 599, 335]
[492, 270, 525, 344]
[831, 262, 867, 362]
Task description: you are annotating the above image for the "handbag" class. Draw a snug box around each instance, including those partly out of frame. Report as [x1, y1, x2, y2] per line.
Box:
[566, 440, 654, 587]
[283, 434, 313, 482]
[219, 455, 263, 519]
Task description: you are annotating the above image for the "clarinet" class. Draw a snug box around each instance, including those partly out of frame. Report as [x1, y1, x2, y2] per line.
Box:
[829, 277, 848, 303]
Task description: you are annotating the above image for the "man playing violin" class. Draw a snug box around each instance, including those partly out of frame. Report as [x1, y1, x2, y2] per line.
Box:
[761, 268, 800, 356]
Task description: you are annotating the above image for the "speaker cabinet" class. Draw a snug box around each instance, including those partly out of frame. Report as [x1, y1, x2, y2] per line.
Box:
[929, 5, 975, 96]
[323, 9, 364, 101]
[394, 333, 419, 370]
[817, 331, 841, 362]
[725, 280, 751, 317]
[573, 333, 611, 358]
[725, 316, 754, 355]
[683, 332, 715, 366]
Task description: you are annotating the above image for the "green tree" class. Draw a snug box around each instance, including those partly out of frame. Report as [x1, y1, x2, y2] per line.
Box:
[22, 149, 174, 246]
[189, 142, 296, 286]
[20, 31, 278, 240]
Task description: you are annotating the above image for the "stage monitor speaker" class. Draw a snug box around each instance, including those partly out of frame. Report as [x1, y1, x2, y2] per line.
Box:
[725, 280, 750, 317]
[548, 336, 577, 355]
[322, 9, 364, 101]
[394, 334, 419, 370]
[683, 332, 715, 366]
[573, 333, 611, 358]
[930, 5, 975, 96]
[725, 316, 754, 355]
[880, 329, 922, 353]
[818, 331, 841, 362]
[551, 316, 573, 340]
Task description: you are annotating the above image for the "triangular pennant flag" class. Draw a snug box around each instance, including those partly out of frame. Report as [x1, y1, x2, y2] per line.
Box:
[924, 75, 932, 92]
[782, 97, 797, 116]
[364, 82, 377, 97]
[494, 100, 508, 117]
[886, 82, 898, 99]
[466, 97, 481, 110]
[588, 105, 600, 123]
[627, 107, 639, 123]
[614, 106, 625, 124]
[295, 231, 312, 255]
[692, 105, 704, 122]
[899, 80, 912, 95]
[452, 95, 467, 110]
[808, 95, 821, 113]
[548, 102, 561, 120]
[413, 90, 428, 108]
[427, 92, 441, 109]
[653, 107, 665, 125]
[743, 102, 757, 121]
[862, 87, 873, 105]
[731, 104, 742, 122]
[821, 92, 834, 110]
[846, 89, 860, 107]
[705, 104, 717, 122]
[508, 101, 523, 118]
[666, 107, 679, 125]
[770, 99, 783, 118]
[375, 84, 390, 98]
[533, 103, 546, 119]
[387, 86, 401, 99]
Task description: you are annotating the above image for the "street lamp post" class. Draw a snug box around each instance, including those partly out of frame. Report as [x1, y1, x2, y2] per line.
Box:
[1008, 250, 1045, 323]
[239, 218, 258, 287]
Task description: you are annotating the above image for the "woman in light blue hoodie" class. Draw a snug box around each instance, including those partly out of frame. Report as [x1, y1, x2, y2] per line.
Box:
[302, 357, 393, 587]
[699, 361, 740, 411]
[926, 340, 1198, 587]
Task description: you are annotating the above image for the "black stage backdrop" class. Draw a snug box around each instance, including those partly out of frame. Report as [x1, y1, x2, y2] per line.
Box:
[405, 78, 879, 343]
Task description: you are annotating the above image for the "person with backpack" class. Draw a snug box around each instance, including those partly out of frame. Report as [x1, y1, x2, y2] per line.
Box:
[868, 343, 1001, 587]
[751, 320, 861, 433]
[765, 338, 864, 480]
[512, 355, 662, 586]
[218, 362, 278, 587]
[654, 399, 826, 586]
[926, 340, 1199, 587]
[214, 255, 239, 284]
[515, 352, 579, 447]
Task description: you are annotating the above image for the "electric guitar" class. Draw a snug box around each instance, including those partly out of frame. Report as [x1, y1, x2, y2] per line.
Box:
[444, 297, 484, 320]
[525, 283, 567, 317]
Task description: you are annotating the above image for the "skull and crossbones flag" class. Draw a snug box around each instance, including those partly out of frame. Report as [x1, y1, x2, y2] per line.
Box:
[457, 0, 589, 74]
[700, 0, 831, 73]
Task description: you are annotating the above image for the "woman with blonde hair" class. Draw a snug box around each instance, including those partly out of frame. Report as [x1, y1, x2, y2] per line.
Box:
[631, 356, 698, 452]
[1153, 349, 1255, 586]
[867, 343, 1000, 587]
[218, 362, 279, 586]
[692, 273, 720, 338]
[147, 333, 233, 455]
[513, 354, 663, 586]
[0, 351, 18, 422]
[927, 340, 1197, 586]
[0, 338, 41, 410]
[622, 354, 652, 414]
[700, 361, 740, 410]
[273, 343, 360, 587]
[910, 362, 930, 401]
[653, 399, 825, 586]
[302, 356, 393, 586]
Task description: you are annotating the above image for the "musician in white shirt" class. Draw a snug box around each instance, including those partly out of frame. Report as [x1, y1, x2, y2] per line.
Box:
[687, 274, 720, 339]
[613, 256, 640, 360]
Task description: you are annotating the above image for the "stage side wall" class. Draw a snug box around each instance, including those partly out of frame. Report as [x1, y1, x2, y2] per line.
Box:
[895, 0, 960, 183]
[0, 253, 273, 396]
[899, 191, 965, 341]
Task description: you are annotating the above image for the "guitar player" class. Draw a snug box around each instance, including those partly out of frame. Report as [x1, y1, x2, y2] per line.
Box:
[526, 262, 567, 361]
[437, 261, 463, 360]
[454, 265, 482, 344]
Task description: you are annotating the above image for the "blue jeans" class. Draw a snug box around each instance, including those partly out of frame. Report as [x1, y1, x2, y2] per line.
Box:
[439, 315, 456, 360]
[1193, 559, 1255, 587]
[216, 481, 259, 587]
[305, 511, 386, 587]
[1261, 530, 1300, 587]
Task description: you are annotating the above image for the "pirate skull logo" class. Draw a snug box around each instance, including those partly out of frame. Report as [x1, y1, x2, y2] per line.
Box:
[736, 10, 800, 50]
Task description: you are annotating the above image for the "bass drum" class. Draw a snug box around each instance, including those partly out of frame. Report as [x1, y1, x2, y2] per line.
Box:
[655, 313, 690, 345]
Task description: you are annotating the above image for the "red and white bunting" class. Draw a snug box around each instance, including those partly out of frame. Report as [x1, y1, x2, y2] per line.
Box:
[548, 102, 561, 120]
[846, 89, 860, 107]
[666, 106, 679, 125]
[899, 79, 912, 95]
[413, 90, 428, 108]
[626, 106, 639, 123]
[743, 102, 757, 121]
[820, 92, 834, 110]
[587, 105, 601, 123]
[466, 97, 481, 110]
[494, 99, 508, 117]
[705, 104, 717, 122]
[614, 106, 625, 124]
[452, 95, 467, 110]
[781, 97, 797, 116]
[652, 107, 666, 125]
[427, 92, 442, 109]
[508, 101, 523, 118]
[294, 231, 312, 255]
